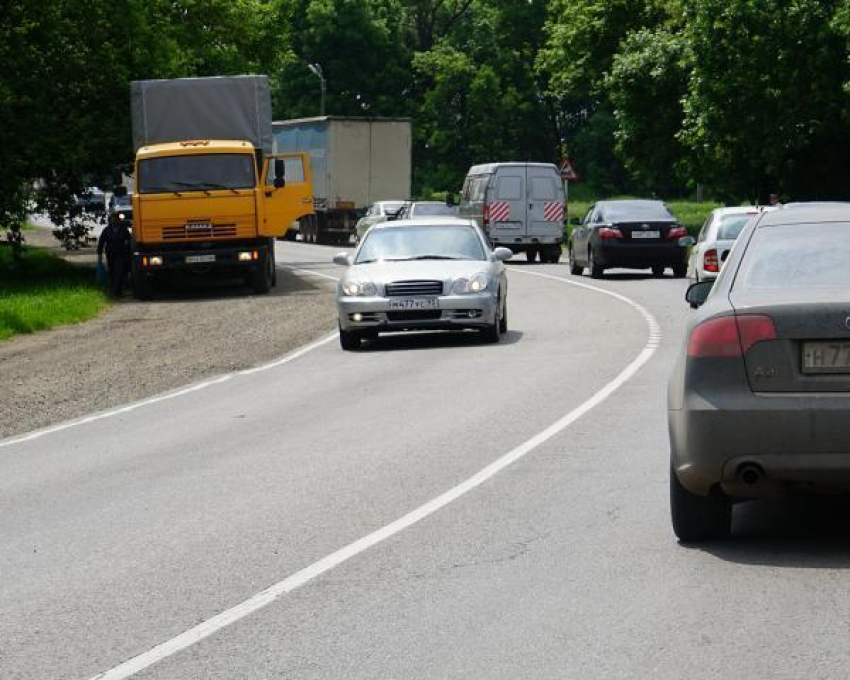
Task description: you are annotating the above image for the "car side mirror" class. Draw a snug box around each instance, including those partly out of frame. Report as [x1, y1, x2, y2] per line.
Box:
[679, 235, 696, 247]
[570, 217, 581, 226]
[445, 193, 457, 207]
[493, 247, 513, 262]
[685, 280, 713, 309]
[274, 159, 286, 189]
[333, 253, 351, 266]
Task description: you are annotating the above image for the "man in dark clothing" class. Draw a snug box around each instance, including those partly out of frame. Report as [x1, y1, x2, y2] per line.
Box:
[97, 221, 132, 296]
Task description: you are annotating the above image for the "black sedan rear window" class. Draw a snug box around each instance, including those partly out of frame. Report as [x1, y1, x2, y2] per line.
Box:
[600, 201, 675, 222]
[735, 223, 850, 289]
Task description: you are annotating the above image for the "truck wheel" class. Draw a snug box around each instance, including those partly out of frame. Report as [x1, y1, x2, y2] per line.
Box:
[251, 249, 273, 294]
[526, 249, 538, 264]
[132, 264, 154, 300]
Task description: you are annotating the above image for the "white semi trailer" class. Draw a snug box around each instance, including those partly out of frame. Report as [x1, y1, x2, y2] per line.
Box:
[272, 116, 412, 245]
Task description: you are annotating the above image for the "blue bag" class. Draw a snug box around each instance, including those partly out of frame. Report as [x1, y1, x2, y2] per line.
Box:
[95, 260, 107, 284]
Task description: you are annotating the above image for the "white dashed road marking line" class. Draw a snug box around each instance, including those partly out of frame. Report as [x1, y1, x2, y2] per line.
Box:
[87, 268, 661, 680]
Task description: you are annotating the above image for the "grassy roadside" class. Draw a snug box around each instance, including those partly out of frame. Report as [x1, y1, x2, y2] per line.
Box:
[0, 245, 110, 341]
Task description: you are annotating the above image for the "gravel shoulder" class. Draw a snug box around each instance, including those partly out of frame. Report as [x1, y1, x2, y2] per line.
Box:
[0, 229, 336, 439]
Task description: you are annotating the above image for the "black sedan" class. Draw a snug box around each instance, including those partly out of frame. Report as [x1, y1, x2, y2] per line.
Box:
[569, 199, 687, 278]
[668, 203, 850, 541]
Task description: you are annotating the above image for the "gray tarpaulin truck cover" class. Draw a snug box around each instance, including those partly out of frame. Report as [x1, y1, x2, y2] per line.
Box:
[131, 75, 272, 154]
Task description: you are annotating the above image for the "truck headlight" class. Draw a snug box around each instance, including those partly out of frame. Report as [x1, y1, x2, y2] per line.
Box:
[342, 280, 377, 296]
[149, 256, 163, 266]
[451, 272, 488, 294]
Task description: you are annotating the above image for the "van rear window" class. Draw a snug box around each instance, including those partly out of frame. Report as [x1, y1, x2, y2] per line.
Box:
[531, 177, 557, 200]
[497, 176, 522, 200]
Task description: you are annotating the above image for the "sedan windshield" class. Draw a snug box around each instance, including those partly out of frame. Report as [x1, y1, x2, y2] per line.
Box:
[356, 225, 486, 263]
[735, 223, 850, 289]
[138, 154, 255, 194]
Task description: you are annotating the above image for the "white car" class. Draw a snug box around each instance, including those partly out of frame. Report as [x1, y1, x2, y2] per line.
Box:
[354, 201, 407, 243]
[687, 206, 771, 282]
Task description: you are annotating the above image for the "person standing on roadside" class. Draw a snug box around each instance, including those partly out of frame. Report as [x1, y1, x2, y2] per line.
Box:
[97, 218, 132, 296]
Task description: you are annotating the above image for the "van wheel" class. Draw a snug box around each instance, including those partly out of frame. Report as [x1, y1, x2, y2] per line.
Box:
[526, 249, 538, 263]
[652, 265, 665, 277]
[670, 465, 732, 542]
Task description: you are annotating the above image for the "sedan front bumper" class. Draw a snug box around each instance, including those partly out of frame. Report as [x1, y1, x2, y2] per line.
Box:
[338, 293, 498, 332]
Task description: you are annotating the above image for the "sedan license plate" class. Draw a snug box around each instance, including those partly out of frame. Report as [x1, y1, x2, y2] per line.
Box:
[185, 254, 216, 264]
[631, 230, 660, 239]
[388, 298, 438, 310]
[802, 341, 850, 373]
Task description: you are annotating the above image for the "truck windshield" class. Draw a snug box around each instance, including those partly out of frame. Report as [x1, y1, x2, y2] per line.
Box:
[138, 154, 256, 194]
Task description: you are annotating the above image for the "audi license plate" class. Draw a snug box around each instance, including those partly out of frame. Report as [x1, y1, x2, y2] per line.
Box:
[388, 298, 438, 310]
[631, 231, 660, 239]
[185, 254, 216, 264]
[802, 341, 850, 373]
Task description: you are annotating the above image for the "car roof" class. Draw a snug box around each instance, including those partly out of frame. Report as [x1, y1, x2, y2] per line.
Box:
[759, 202, 850, 227]
[712, 206, 761, 216]
[408, 201, 446, 206]
[597, 199, 665, 208]
[467, 162, 558, 175]
[371, 217, 478, 230]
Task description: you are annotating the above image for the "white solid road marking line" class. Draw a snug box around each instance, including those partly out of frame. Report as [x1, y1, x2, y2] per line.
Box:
[87, 272, 661, 680]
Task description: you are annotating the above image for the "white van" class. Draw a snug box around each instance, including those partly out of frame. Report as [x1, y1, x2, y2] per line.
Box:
[458, 163, 565, 263]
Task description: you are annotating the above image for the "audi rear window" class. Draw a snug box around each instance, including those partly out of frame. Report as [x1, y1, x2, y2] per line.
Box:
[735, 223, 850, 289]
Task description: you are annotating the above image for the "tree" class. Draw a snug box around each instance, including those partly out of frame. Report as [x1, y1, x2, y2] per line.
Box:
[679, 0, 850, 201]
[606, 28, 691, 195]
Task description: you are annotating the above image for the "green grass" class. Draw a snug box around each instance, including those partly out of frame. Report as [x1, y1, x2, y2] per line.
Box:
[0, 246, 109, 341]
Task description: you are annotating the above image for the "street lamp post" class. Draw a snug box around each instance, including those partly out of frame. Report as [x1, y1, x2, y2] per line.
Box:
[307, 63, 326, 117]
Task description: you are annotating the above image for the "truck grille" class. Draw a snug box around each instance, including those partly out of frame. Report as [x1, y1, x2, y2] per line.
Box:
[161, 224, 238, 240]
[385, 280, 443, 297]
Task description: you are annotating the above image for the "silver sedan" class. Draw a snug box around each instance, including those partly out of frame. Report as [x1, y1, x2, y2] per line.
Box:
[333, 218, 512, 350]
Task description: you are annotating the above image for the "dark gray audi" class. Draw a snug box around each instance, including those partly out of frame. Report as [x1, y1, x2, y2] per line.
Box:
[669, 203, 850, 541]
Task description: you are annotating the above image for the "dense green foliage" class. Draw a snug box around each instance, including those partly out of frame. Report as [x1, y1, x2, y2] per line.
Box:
[0, 246, 108, 340]
[1, 0, 848, 248]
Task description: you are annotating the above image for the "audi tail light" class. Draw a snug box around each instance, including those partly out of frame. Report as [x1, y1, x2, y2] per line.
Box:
[687, 315, 776, 358]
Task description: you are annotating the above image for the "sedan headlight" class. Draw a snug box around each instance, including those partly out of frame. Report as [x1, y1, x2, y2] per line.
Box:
[342, 280, 377, 296]
[451, 272, 489, 294]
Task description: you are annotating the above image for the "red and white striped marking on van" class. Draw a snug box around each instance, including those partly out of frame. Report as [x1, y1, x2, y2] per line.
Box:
[543, 202, 565, 221]
[489, 202, 511, 222]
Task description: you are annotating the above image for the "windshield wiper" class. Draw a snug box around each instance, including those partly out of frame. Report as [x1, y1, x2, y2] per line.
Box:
[171, 181, 240, 195]
[399, 255, 462, 260]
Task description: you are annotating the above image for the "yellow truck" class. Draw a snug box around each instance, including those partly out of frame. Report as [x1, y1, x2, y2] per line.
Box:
[129, 76, 313, 298]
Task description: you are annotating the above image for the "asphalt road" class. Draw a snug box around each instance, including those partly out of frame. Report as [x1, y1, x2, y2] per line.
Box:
[3, 241, 850, 679]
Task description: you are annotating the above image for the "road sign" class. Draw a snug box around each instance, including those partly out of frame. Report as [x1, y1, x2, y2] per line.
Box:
[559, 158, 580, 182]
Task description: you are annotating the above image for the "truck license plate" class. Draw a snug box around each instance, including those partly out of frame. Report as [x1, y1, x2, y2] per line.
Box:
[388, 298, 438, 310]
[185, 254, 216, 264]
